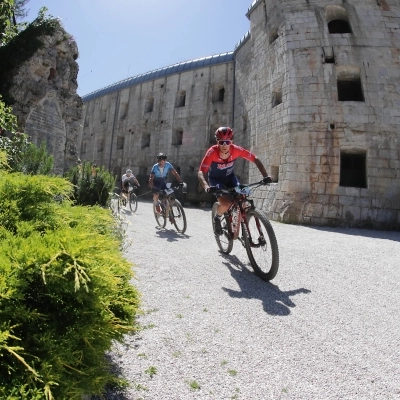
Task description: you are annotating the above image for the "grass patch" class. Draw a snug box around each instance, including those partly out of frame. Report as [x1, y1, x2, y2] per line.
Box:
[144, 366, 157, 378]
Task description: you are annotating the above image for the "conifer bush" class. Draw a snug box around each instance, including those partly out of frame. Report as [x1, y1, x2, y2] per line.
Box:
[66, 162, 116, 207]
[0, 165, 140, 399]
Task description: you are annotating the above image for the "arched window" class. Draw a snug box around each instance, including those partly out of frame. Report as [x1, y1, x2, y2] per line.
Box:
[325, 5, 352, 34]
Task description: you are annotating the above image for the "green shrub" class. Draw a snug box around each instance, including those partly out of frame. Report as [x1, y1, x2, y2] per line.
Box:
[65, 162, 116, 207]
[0, 170, 140, 399]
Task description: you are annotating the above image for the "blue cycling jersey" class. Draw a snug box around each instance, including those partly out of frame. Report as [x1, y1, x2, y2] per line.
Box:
[150, 161, 175, 180]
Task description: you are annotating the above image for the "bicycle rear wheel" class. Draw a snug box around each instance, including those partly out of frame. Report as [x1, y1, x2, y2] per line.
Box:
[128, 193, 138, 213]
[243, 208, 279, 281]
[169, 199, 187, 234]
[153, 201, 166, 228]
[212, 202, 233, 254]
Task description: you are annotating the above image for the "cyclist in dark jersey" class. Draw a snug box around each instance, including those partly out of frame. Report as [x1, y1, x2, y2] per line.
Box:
[198, 127, 272, 235]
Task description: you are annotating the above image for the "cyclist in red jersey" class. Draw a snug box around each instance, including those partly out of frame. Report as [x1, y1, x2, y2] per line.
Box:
[198, 127, 272, 235]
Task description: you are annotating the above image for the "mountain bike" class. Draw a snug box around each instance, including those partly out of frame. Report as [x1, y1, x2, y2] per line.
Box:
[118, 185, 138, 213]
[153, 183, 187, 234]
[210, 181, 279, 281]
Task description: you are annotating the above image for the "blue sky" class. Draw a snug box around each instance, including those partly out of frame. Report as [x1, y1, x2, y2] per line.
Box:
[23, 0, 253, 97]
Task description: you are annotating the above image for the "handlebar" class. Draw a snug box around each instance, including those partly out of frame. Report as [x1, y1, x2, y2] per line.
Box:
[208, 180, 268, 195]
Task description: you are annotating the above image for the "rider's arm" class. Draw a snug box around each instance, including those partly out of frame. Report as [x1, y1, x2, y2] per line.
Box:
[133, 176, 140, 186]
[172, 169, 182, 184]
[198, 149, 213, 191]
[254, 157, 268, 178]
[148, 173, 154, 189]
[198, 170, 210, 192]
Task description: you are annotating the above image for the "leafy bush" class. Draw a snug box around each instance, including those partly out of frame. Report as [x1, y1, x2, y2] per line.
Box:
[0, 170, 140, 399]
[65, 162, 116, 207]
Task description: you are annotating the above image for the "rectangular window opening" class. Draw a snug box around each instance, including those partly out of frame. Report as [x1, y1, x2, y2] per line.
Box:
[116, 136, 124, 150]
[340, 152, 367, 188]
[337, 79, 364, 101]
[141, 133, 150, 148]
[172, 129, 183, 146]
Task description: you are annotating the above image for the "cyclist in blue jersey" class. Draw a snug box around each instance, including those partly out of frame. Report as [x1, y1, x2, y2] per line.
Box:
[149, 153, 183, 213]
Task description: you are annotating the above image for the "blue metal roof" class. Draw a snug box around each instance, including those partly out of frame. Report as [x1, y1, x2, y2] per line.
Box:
[82, 52, 234, 102]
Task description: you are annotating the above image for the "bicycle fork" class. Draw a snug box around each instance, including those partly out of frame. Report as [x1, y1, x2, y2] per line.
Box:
[241, 215, 266, 248]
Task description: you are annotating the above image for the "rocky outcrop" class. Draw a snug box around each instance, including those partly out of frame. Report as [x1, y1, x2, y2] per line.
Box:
[6, 19, 83, 175]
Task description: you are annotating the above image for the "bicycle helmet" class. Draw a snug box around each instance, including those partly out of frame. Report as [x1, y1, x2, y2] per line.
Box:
[126, 169, 132, 174]
[215, 127, 234, 141]
[156, 153, 167, 160]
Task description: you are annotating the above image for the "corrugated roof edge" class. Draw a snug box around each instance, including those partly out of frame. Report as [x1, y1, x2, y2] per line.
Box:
[234, 30, 251, 53]
[82, 52, 234, 102]
[245, 0, 263, 19]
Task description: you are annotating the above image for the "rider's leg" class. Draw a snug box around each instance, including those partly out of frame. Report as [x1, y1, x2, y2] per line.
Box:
[216, 195, 230, 216]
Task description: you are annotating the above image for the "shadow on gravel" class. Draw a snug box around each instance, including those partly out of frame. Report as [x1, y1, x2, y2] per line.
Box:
[90, 356, 131, 400]
[220, 254, 311, 316]
[301, 225, 400, 242]
[155, 227, 190, 242]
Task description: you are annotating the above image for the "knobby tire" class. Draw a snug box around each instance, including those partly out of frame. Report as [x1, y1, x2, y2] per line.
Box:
[153, 201, 167, 228]
[243, 208, 279, 281]
[128, 193, 138, 213]
[170, 199, 187, 234]
[212, 202, 233, 254]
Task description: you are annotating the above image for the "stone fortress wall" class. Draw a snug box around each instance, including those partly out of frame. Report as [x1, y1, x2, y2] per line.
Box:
[79, 0, 400, 229]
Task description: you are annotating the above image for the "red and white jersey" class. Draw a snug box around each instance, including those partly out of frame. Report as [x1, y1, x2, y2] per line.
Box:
[199, 144, 256, 179]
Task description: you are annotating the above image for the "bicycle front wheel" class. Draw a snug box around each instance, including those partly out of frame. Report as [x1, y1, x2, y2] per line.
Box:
[243, 208, 279, 281]
[153, 202, 166, 228]
[212, 202, 233, 254]
[169, 199, 187, 234]
[128, 193, 138, 213]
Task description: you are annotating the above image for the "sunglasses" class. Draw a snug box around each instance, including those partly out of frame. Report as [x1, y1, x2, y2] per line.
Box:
[218, 140, 232, 145]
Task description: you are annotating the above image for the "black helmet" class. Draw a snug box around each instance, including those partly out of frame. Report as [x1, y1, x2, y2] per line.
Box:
[157, 153, 167, 160]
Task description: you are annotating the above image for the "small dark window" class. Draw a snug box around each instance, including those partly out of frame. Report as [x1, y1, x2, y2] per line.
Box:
[337, 79, 364, 101]
[325, 53, 335, 64]
[269, 28, 278, 43]
[176, 91, 186, 107]
[145, 97, 154, 113]
[328, 19, 352, 34]
[116, 136, 124, 150]
[172, 129, 183, 145]
[97, 139, 103, 152]
[340, 153, 367, 188]
[271, 90, 282, 108]
[141, 133, 150, 148]
[218, 88, 225, 102]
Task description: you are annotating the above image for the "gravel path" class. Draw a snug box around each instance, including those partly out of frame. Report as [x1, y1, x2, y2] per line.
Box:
[103, 200, 400, 400]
